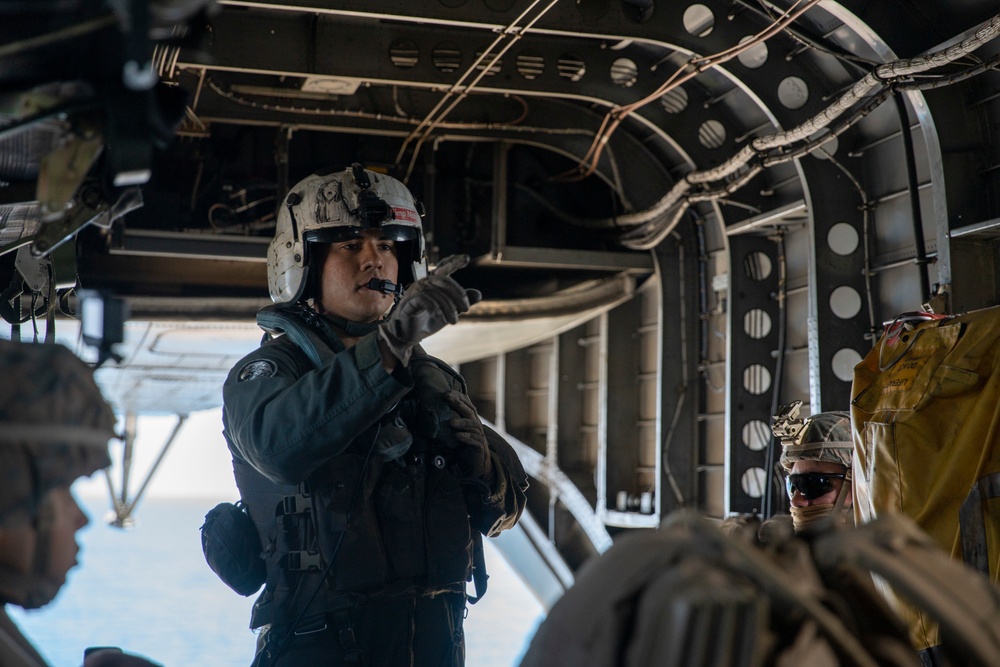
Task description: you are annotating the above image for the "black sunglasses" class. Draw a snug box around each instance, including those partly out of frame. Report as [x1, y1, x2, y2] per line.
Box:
[785, 473, 846, 501]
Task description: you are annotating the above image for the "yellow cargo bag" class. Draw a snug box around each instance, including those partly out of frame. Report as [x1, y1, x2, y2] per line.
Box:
[851, 306, 1000, 651]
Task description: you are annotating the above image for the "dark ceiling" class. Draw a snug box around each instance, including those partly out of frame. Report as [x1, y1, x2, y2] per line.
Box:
[3, 1, 1000, 520]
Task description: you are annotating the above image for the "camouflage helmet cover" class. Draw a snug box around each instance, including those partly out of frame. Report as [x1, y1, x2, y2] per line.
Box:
[778, 410, 853, 473]
[0, 340, 114, 523]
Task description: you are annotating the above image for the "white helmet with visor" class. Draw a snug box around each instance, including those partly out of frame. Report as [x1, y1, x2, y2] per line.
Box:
[267, 164, 428, 305]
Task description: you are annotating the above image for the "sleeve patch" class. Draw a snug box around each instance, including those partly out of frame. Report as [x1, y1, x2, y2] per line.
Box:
[237, 359, 278, 382]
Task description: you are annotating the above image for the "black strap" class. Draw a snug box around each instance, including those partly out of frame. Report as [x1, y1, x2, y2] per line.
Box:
[467, 531, 488, 604]
[333, 610, 365, 664]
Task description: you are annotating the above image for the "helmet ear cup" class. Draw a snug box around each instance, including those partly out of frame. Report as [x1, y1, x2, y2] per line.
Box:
[302, 243, 324, 302]
[394, 239, 417, 286]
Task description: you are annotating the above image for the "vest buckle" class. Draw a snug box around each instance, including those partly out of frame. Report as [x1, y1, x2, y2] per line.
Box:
[285, 550, 322, 571]
[282, 492, 312, 515]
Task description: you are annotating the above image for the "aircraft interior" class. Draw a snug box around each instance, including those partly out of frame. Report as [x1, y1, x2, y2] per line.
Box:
[3, 0, 1000, 625]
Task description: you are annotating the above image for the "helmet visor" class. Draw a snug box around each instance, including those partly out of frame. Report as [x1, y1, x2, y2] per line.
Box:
[304, 224, 419, 245]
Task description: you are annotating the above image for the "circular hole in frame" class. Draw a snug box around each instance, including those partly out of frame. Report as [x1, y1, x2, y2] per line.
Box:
[432, 43, 462, 73]
[389, 40, 420, 69]
[832, 347, 863, 382]
[743, 308, 772, 339]
[698, 119, 726, 149]
[742, 420, 770, 451]
[683, 4, 715, 37]
[660, 87, 688, 113]
[610, 57, 639, 88]
[830, 285, 862, 319]
[737, 36, 768, 69]
[741, 467, 766, 498]
[778, 76, 809, 109]
[557, 55, 586, 82]
[744, 251, 772, 281]
[827, 223, 859, 256]
[743, 364, 772, 395]
[516, 52, 545, 80]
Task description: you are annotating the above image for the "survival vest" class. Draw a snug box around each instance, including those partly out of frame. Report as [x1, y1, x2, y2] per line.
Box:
[223, 305, 494, 629]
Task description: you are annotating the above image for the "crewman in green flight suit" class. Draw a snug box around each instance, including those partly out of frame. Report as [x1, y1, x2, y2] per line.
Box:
[222, 164, 527, 667]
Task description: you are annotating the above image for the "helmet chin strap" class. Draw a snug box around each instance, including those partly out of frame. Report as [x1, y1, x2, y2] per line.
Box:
[310, 280, 400, 336]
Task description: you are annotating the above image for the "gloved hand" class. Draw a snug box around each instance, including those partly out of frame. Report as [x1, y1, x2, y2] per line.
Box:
[378, 254, 481, 366]
[446, 389, 495, 484]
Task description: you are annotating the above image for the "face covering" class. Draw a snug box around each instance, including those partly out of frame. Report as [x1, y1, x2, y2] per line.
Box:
[790, 503, 837, 532]
[790, 482, 852, 533]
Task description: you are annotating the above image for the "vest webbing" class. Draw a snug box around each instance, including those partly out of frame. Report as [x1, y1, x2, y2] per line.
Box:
[241, 306, 488, 622]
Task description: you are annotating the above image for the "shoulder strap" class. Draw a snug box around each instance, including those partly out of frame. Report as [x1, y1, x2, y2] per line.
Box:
[256, 304, 345, 369]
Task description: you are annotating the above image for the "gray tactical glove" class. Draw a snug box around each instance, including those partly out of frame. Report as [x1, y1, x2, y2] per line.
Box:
[378, 254, 482, 366]
[445, 389, 495, 484]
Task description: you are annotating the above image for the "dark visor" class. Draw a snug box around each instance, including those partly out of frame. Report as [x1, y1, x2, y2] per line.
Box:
[785, 472, 845, 501]
[304, 224, 418, 245]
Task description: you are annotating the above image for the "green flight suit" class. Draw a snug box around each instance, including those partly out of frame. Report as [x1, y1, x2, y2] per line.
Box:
[222, 314, 523, 666]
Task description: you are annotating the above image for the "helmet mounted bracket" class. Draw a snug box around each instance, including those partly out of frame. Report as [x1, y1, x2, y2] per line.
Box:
[349, 164, 394, 229]
[771, 399, 805, 444]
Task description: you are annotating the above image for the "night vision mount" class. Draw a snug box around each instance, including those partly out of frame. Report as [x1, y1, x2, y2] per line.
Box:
[350, 163, 393, 228]
[771, 399, 806, 443]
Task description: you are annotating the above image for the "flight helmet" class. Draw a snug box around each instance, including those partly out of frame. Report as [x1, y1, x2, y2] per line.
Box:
[267, 164, 428, 305]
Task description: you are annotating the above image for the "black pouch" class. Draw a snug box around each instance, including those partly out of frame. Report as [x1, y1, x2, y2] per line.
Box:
[200, 500, 266, 596]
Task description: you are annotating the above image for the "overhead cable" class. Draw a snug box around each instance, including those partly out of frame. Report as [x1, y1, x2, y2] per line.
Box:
[393, 0, 562, 182]
[557, 0, 824, 183]
[616, 12, 1000, 250]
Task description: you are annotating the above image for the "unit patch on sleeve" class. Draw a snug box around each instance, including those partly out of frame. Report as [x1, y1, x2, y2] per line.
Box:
[237, 359, 277, 382]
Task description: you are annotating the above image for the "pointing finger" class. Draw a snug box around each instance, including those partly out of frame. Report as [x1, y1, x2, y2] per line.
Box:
[431, 254, 470, 277]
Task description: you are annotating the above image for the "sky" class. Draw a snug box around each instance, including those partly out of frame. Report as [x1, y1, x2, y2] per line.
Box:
[74, 408, 240, 504]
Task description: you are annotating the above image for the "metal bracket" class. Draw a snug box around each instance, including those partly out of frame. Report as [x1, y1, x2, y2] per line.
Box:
[771, 399, 805, 442]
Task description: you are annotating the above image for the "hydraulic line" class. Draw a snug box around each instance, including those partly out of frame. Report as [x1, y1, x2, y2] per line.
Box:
[612, 13, 1000, 250]
[893, 93, 931, 303]
[394, 0, 561, 182]
[560, 0, 824, 182]
[763, 231, 787, 519]
[659, 238, 689, 507]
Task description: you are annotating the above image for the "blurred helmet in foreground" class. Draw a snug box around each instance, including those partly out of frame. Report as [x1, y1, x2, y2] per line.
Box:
[0, 339, 114, 525]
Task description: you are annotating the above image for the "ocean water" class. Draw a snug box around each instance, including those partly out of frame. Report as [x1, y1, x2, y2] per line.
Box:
[10, 496, 544, 667]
